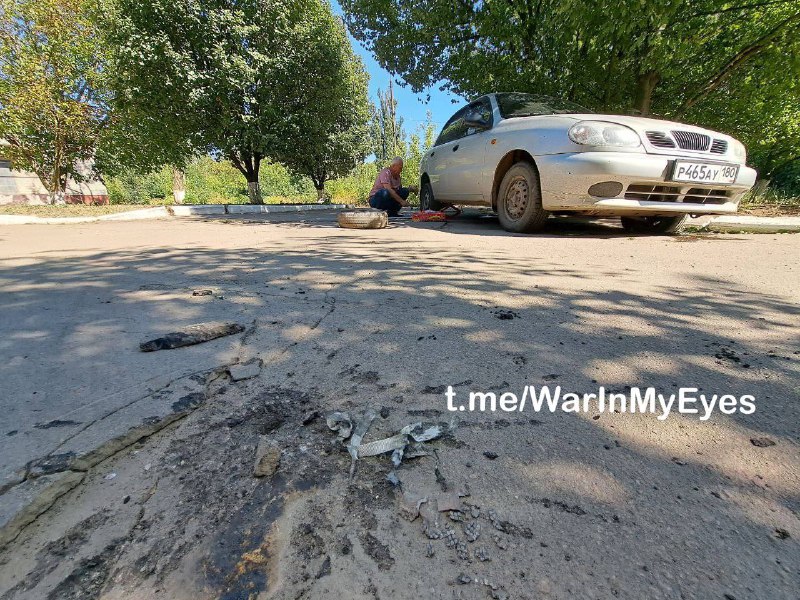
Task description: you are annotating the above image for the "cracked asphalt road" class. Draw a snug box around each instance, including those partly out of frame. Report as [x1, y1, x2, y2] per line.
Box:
[0, 210, 798, 599]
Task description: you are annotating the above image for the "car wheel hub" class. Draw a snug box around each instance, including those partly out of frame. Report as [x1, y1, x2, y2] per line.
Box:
[505, 178, 528, 220]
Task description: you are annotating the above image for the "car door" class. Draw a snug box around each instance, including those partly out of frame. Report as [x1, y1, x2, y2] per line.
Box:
[441, 98, 493, 204]
[425, 106, 468, 202]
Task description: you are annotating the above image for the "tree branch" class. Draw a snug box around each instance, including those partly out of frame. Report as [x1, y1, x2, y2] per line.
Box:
[678, 11, 800, 114]
[688, 0, 797, 19]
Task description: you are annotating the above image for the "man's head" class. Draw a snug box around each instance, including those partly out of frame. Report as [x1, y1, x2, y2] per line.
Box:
[389, 157, 403, 177]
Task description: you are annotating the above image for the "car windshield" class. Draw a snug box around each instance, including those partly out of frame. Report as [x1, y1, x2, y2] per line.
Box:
[496, 93, 590, 118]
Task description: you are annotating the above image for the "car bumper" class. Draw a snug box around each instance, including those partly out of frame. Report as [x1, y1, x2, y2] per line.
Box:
[536, 152, 757, 216]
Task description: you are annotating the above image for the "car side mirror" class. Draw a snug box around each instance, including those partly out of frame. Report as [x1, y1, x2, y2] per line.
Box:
[464, 110, 489, 129]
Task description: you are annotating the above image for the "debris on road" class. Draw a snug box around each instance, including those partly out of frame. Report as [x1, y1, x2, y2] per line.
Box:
[253, 437, 281, 477]
[139, 322, 245, 352]
[750, 437, 776, 447]
[326, 409, 443, 475]
[192, 289, 213, 296]
[492, 309, 519, 320]
[229, 359, 263, 382]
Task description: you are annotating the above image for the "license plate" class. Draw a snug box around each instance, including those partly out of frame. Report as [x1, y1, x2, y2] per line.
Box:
[672, 161, 738, 185]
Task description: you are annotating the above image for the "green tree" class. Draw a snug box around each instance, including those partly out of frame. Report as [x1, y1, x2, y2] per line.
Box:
[404, 110, 436, 185]
[372, 81, 407, 163]
[108, 0, 367, 204]
[276, 19, 372, 202]
[0, 0, 109, 203]
[341, 0, 800, 179]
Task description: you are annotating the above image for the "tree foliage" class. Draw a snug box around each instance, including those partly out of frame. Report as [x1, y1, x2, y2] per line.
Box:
[107, 0, 371, 203]
[275, 17, 372, 200]
[372, 82, 406, 164]
[341, 0, 800, 178]
[0, 0, 109, 200]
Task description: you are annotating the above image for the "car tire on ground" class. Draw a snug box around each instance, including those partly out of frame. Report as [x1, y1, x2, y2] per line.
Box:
[419, 181, 442, 211]
[620, 215, 687, 234]
[337, 210, 388, 229]
[496, 162, 549, 233]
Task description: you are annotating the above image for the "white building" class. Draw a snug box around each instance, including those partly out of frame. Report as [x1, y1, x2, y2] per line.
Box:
[0, 140, 109, 205]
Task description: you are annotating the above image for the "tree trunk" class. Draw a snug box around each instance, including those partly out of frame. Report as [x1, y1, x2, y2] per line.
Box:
[634, 71, 659, 116]
[172, 168, 186, 204]
[247, 180, 263, 205]
[751, 179, 771, 196]
[316, 184, 327, 203]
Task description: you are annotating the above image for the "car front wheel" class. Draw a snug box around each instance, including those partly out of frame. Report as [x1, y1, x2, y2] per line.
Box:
[419, 181, 442, 211]
[620, 215, 687, 234]
[496, 162, 548, 233]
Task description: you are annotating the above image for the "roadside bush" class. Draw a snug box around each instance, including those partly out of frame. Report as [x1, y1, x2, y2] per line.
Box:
[327, 162, 377, 204]
[106, 157, 390, 205]
[106, 168, 171, 204]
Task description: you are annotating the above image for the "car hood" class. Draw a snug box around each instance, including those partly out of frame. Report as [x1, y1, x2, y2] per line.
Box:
[563, 113, 732, 138]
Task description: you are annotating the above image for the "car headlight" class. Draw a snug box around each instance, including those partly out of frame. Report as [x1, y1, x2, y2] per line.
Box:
[568, 121, 641, 148]
[731, 139, 746, 162]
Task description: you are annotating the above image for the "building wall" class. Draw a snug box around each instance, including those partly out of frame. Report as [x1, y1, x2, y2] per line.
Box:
[0, 149, 110, 205]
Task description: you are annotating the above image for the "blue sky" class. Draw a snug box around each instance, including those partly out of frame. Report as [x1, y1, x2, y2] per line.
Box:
[330, 1, 465, 136]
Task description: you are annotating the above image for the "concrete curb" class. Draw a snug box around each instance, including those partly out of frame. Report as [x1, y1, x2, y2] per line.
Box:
[704, 215, 800, 234]
[226, 204, 346, 214]
[0, 204, 348, 225]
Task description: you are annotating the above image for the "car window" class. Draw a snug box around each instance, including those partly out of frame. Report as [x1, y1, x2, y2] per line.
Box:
[464, 97, 493, 136]
[496, 93, 590, 118]
[435, 106, 469, 146]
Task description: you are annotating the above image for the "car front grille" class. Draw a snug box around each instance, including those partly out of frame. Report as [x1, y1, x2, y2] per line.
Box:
[646, 130, 729, 155]
[710, 139, 728, 154]
[671, 130, 711, 151]
[645, 131, 676, 148]
[625, 184, 731, 204]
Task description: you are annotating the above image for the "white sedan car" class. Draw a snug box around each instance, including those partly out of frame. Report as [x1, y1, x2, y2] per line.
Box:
[419, 92, 756, 233]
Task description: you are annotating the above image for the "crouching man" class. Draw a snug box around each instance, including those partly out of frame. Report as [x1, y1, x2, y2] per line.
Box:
[368, 157, 417, 216]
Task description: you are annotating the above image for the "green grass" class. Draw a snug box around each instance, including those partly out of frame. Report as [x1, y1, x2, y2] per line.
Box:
[0, 204, 154, 217]
[740, 187, 800, 216]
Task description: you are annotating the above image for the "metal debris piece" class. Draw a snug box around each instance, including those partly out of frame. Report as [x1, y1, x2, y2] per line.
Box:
[358, 422, 441, 460]
[456, 573, 471, 585]
[386, 471, 401, 487]
[399, 493, 428, 521]
[326, 412, 353, 439]
[358, 433, 408, 457]
[139, 322, 245, 352]
[347, 409, 377, 476]
[325, 411, 442, 474]
[464, 521, 480, 542]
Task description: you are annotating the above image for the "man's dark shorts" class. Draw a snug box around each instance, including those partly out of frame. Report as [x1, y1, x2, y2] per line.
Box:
[369, 187, 410, 216]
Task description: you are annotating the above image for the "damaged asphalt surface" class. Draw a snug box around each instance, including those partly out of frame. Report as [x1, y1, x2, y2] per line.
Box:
[0, 210, 798, 599]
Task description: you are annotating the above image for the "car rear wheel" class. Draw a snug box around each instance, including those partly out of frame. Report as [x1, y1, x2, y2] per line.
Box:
[419, 181, 442, 211]
[620, 215, 687, 234]
[497, 162, 548, 233]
